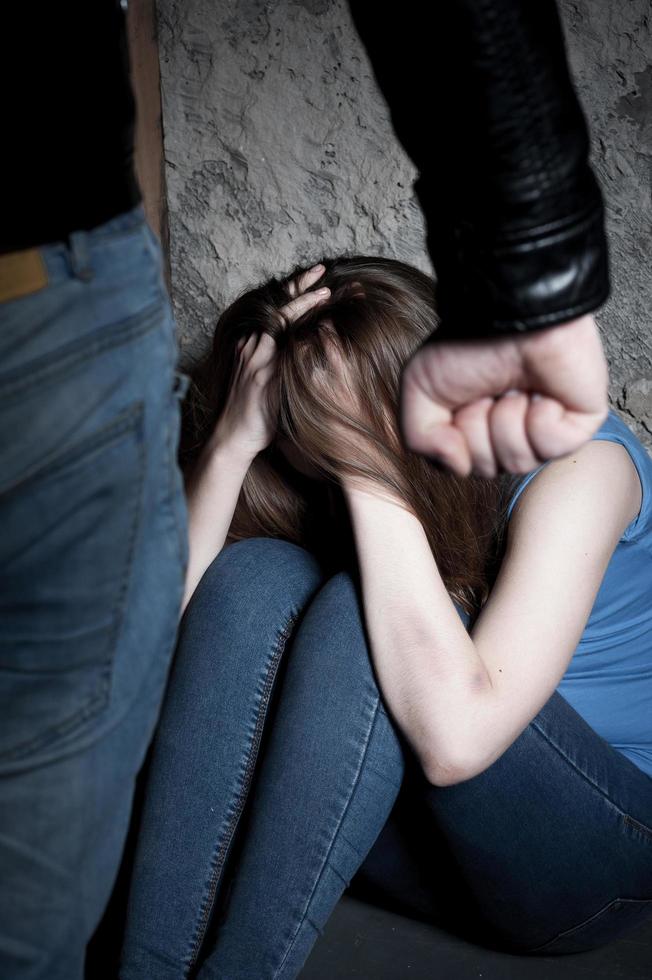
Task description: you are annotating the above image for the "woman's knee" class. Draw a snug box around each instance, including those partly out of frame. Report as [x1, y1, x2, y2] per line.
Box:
[295, 569, 379, 686]
[169, 538, 327, 690]
[188, 536, 325, 618]
[310, 567, 361, 618]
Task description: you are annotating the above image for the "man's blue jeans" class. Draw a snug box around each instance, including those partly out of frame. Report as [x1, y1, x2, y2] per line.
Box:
[0, 204, 189, 979]
[119, 537, 652, 979]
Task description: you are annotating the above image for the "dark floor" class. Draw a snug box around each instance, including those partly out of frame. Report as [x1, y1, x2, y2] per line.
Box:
[299, 894, 652, 980]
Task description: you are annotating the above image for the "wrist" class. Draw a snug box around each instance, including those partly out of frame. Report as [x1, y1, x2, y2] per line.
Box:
[341, 475, 378, 498]
[199, 436, 256, 477]
[342, 476, 409, 511]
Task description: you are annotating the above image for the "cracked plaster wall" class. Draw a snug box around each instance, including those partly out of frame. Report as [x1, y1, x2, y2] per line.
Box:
[156, 0, 652, 446]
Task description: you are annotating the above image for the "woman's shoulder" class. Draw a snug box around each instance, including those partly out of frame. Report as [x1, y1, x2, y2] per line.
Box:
[580, 408, 651, 543]
[506, 408, 651, 543]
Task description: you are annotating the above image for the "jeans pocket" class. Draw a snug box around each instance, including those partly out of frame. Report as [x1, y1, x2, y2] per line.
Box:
[526, 896, 652, 955]
[0, 400, 146, 766]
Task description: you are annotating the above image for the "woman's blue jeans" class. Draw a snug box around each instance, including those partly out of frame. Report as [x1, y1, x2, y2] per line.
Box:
[119, 537, 652, 979]
[0, 204, 189, 979]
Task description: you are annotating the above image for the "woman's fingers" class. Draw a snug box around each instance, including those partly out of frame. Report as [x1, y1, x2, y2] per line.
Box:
[285, 263, 325, 299]
[296, 262, 326, 295]
[233, 333, 257, 368]
[236, 264, 329, 377]
[277, 260, 330, 325]
[247, 330, 279, 370]
[236, 282, 329, 369]
[281, 285, 330, 324]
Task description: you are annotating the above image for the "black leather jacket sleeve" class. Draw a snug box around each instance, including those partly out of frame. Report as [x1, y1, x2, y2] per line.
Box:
[347, 0, 610, 341]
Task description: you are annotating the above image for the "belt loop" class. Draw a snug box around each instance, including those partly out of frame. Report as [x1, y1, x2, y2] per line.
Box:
[67, 229, 94, 282]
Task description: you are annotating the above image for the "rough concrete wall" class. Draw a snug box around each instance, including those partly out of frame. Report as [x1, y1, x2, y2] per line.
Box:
[156, 0, 652, 446]
[561, 1, 652, 445]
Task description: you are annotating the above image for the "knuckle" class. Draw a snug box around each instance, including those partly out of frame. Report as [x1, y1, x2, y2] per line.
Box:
[504, 453, 534, 473]
[475, 459, 498, 478]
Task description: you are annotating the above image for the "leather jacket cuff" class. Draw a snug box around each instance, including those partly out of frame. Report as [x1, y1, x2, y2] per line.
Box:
[420, 173, 610, 342]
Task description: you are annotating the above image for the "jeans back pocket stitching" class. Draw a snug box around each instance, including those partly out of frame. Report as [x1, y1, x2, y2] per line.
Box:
[0, 299, 164, 403]
[0, 401, 147, 764]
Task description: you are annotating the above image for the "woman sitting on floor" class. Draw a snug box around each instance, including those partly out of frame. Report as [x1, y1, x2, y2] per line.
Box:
[119, 256, 652, 979]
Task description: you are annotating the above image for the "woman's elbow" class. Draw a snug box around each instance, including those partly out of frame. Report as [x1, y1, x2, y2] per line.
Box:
[422, 757, 474, 787]
[421, 744, 493, 787]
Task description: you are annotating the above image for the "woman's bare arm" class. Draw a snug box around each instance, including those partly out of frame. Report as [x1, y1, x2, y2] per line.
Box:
[179, 440, 254, 619]
[178, 265, 331, 621]
[342, 438, 641, 786]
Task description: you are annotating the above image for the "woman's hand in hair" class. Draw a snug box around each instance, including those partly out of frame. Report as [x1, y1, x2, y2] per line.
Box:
[210, 264, 330, 463]
[398, 313, 609, 478]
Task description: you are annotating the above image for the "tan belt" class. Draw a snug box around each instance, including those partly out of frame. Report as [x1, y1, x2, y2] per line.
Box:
[0, 249, 49, 303]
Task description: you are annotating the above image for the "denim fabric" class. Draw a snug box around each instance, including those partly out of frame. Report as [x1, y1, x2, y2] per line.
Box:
[0, 203, 189, 979]
[119, 537, 652, 979]
[351, 694, 652, 956]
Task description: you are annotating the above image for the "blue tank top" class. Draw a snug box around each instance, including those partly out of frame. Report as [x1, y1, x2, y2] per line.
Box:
[505, 408, 652, 779]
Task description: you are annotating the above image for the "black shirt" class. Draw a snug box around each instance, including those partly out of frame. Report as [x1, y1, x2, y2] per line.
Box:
[2, 1, 141, 254]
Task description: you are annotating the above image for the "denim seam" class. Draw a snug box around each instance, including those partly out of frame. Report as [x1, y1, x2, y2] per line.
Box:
[60, 206, 146, 248]
[364, 763, 403, 790]
[0, 299, 164, 402]
[525, 895, 652, 954]
[0, 401, 146, 764]
[1, 600, 172, 780]
[1, 398, 144, 498]
[329, 865, 349, 886]
[623, 813, 652, 844]
[272, 695, 383, 979]
[84, 218, 147, 246]
[530, 719, 652, 840]
[337, 831, 363, 858]
[185, 611, 300, 976]
[305, 913, 324, 938]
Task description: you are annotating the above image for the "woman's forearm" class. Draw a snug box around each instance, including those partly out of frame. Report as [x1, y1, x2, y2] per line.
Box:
[343, 479, 496, 784]
[180, 441, 253, 619]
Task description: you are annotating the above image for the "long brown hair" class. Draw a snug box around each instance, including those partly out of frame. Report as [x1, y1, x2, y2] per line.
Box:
[180, 255, 522, 626]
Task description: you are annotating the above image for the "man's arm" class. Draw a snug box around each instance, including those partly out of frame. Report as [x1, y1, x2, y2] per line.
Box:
[347, 0, 609, 341]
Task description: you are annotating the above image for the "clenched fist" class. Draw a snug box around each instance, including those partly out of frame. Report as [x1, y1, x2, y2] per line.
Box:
[399, 313, 610, 478]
